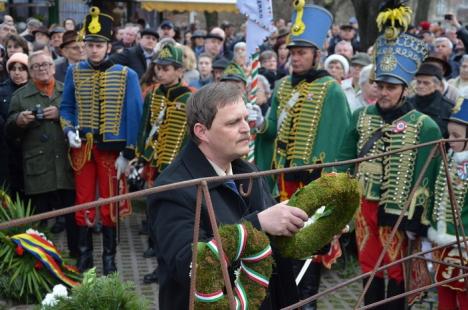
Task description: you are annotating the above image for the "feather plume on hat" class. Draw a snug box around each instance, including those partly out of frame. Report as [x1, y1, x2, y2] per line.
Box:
[376, 0, 412, 40]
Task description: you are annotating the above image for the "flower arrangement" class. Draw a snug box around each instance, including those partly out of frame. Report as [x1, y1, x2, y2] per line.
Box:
[0, 191, 80, 304]
[41, 268, 150, 310]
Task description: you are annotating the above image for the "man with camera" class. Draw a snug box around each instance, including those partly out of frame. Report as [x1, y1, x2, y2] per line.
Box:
[5, 50, 78, 257]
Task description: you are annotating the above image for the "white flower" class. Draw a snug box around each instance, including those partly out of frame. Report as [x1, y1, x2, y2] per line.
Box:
[41, 284, 68, 308]
[52, 284, 68, 297]
[26, 228, 51, 243]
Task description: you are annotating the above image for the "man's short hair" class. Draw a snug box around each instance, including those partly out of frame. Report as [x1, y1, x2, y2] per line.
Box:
[434, 37, 453, 50]
[260, 50, 277, 63]
[186, 82, 243, 144]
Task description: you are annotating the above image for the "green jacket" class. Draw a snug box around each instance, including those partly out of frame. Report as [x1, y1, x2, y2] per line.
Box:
[136, 83, 192, 172]
[5, 81, 74, 195]
[255, 75, 350, 190]
[428, 150, 468, 245]
[336, 104, 441, 235]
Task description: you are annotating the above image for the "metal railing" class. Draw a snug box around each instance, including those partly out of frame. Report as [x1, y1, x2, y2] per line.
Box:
[1, 138, 467, 309]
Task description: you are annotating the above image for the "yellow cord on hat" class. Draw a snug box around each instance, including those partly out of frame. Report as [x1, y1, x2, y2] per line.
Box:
[291, 0, 306, 36]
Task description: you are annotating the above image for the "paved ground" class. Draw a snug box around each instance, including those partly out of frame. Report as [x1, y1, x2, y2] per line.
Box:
[4, 209, 438, 309]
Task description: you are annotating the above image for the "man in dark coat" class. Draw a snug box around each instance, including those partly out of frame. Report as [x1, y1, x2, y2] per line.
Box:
[409, 63, 454, 138]
[151, 82, 308, 309]
[54, 30, 84, 83]
[110, 28, 159, 78]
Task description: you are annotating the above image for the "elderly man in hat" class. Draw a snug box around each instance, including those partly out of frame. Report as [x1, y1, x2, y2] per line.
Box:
[136, 41, 193, 284]
[54, 30, 85, 82]
[60, 7, 143, 275]
[253, 3, 351, 309]
[336, 1, 441, 307]
[342, 52, 372, 112]
[110, 28, 159, 78]
[409, 63, 454, 138]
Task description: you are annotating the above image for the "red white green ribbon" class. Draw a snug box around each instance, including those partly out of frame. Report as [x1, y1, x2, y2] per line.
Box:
[195, 290, 225, 303]
[234, 224, 248, 261]
[242, 244, 272, 263]
[234, 280, 249, 310]
[240, 261, 270, 287]
[206, 240, 220, 260]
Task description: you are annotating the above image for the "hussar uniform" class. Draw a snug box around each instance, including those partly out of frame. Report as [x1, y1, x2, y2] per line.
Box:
[428, 98, 468, 310]
[336, 2, 441, 307]
[255, 3, 351, 307]
[60, 7, 143, 275]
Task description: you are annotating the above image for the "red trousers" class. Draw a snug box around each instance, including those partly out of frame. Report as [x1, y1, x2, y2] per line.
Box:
[438, 285, 468, 310]
[434, 247, 468, 310]
[71, 145, 118, 227]
[355, 198, 407, 282]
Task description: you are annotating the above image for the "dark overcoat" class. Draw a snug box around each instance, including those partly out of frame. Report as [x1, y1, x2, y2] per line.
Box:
[151, 140, 299, 309]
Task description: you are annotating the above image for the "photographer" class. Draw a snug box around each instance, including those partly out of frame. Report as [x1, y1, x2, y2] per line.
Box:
[5, 51, 77, 258]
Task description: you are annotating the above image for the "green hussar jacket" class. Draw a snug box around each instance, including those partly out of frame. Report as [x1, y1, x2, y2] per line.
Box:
[255, 75, 351, 188]
[428, 150, 468, 245]
[136, 83, 192, 172]
[336, 104, 442, 235]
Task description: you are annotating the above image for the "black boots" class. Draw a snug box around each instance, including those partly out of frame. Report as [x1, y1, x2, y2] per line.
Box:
[76, 225, 117, 275]
[386, 279, 405, 309]
[102, 226, 117, 275]
[363, 277, 385, 310]
[76, 226, 93, 272]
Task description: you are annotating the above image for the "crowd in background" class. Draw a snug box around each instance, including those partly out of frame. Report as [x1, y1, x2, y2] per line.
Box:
[1, 8, 468, 306]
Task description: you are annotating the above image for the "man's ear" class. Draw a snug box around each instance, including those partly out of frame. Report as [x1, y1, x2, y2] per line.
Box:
[193, 123, 209, 143]
[107, 43, 112, 54]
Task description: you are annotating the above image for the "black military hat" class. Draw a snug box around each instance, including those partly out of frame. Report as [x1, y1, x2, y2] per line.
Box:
[81, 6, 113, 42]
[141, 28, 159, 40]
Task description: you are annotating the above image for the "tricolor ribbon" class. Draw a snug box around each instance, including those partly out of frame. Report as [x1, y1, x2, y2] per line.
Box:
[10, 233, 79, 287]
[195, 224, 272, 306]
[242, 244, 272, 263]
[234, 280, 249, 310]
[234, 224, 248, 261]
[194, 290, 225, 303]
[240, 261, 270, 287]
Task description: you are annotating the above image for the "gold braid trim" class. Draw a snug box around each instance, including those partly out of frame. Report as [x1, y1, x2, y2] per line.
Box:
[273, 78, 332, 169]
[432, 155, 468, 224]
[356, 108, 385, 200]
[155, 100, 187, 168]
[68, 133, 94, 171]
[73, 66, 127, 135]
[380, 114, 425, 213]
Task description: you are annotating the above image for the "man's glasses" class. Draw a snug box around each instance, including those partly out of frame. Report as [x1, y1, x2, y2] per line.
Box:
[30, 63, 53, 71]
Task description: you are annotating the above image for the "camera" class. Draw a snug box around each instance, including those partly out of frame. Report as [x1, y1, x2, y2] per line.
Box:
[31, 104, 44, 120]
[444, 14, 453, 21]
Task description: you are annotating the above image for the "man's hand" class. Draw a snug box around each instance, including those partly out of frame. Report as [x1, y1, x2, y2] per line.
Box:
[258, 201, 308, 236]
[406, 231, 417, 240]
[43, 106, 59, 120]
[246, 103, 264, 129]
[67, 131, 82, 148]
[115, 154, 129, 179]
[16, 111, 35, 127]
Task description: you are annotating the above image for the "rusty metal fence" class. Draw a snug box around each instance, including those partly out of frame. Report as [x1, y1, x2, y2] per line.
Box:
[1, 138, 467, 310]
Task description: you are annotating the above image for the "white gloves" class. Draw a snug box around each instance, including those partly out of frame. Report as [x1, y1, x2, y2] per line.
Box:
[115, 154, 129, 179]
[406, 231, 417, 240]
[246, 103, 264, 129]
[67, 131, 81, 149]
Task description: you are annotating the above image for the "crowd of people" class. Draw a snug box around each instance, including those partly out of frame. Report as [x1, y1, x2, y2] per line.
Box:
[0, 0, 468, 309]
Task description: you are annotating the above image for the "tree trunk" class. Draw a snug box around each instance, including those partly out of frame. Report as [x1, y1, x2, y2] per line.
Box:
[351, 0, 382, 51]
[272, 0, 292, 24]
[204, 11, 219, 31]
[413, 0, 432, 25]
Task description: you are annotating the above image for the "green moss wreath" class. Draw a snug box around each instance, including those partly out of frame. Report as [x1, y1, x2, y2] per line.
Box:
[194, 222, 273, 309]
[273, 173, 360, 259]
